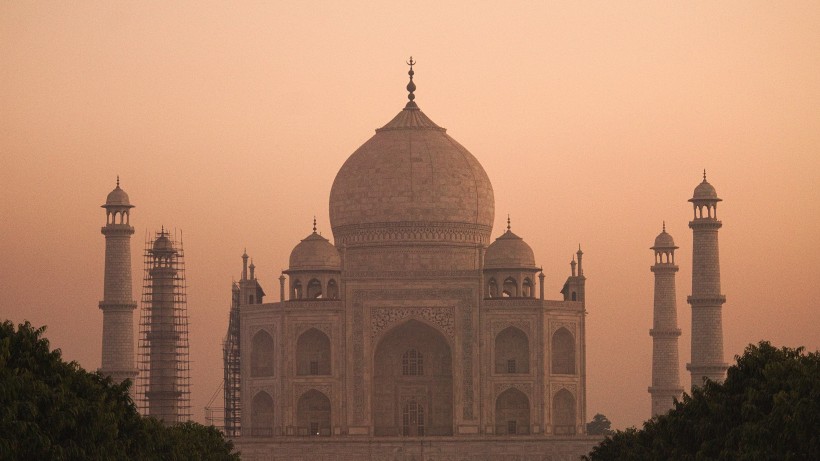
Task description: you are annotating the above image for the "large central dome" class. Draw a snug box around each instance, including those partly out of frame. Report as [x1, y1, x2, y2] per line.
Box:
[329, 69, 495, 248]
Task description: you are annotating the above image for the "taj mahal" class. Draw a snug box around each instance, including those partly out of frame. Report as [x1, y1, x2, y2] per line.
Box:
[97, 61, 728, 461]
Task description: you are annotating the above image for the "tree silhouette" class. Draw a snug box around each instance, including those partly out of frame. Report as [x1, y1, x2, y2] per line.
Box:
[0, 320, 239, 460]
[585, 341, 820, 460]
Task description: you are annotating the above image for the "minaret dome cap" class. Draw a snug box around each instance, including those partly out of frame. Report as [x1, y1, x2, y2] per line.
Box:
[103, 182, 134, 208]
[652, 230, 678, 250]
[689, 172, 721, 202]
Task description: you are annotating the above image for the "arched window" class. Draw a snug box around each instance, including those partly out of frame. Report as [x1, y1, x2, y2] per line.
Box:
[307, 279, 322, 299]
[402, 349, 424, 376]
[553, 389, 576, 435]
[402, 400, 425, 436]
[296, 328, 331, 376]
[502, 277, 517, 297]
[522, 278, 533, 298]
[251, 330, 274, 377]
[251, 391, 274, 437]
[326, 279, 338, 299]
[495, 388, 530, 435]
[571, 291, 577, 301]
[296, 390, 331, 436]
[487, 278, 498, 298]
[494, 326, 529, 374]
[551, 328, 575, 375]
[292, 280, 303, 300]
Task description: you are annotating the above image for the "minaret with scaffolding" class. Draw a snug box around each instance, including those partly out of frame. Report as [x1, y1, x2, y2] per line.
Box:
[137, 228, 191, 424]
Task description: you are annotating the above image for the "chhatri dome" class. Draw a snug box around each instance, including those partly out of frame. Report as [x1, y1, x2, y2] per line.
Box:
[289, 219, 342, 271]
[691, 170, 721, 201]
[104, 176, 133, 208]
[651, 222, 678, 249]
[484, 217, 537, 269]
[329, 58, 495, 246]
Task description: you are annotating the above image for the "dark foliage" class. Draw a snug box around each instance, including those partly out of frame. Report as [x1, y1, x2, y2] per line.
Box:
[585, 341, 820, 460]
[586, 413, 614, 436]
[0, 320, 240, 460]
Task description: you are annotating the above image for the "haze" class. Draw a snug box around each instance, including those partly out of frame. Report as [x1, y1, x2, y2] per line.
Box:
[1, 2, 818, 429]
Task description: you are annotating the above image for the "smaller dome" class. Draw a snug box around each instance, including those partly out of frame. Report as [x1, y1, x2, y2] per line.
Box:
[690, 173, 721, 202]
[152, 233, 175, 252]
[289, 232, 341, 272]
[652, 230, 677, 249]
[484, 230, 537, 270]
[104, 184, 133, 208]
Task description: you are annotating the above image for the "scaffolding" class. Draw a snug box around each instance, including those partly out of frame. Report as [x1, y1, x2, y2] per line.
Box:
[137, 229, 192, 423]
[222, 281, 242, 436]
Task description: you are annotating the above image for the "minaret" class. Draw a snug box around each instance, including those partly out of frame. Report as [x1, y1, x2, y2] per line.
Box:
[649, 223, 683, 416]
[138, 229, 191, 423]
[99, 177, 138, 385]
[687, 171, 728, 388]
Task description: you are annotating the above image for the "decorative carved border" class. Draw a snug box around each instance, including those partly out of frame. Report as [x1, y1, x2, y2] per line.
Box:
[370, 307, 454, 340]
[344, 270, 479, 279]
[494, 382, 533, 399]
[294, 383, 332, 401]
[294, 322, 332, 339]
[550, 321, 576, 336]
[333, 222, 492, 246]
[491, 320, 531, 337]
[550, 383, 577, 398]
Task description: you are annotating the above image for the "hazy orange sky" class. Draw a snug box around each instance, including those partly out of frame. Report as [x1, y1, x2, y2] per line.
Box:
[2, 2, 818, 429]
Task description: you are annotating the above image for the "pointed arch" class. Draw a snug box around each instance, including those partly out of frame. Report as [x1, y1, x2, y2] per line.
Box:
[553, 389, 576, 435]
[326, 279, 338, 299]
[551, 327, 576, 375]
[495, 326, 529, 374]
[487, 278, 498, 298]
[251, 330, 274, 377]
[503, 277, 517, 297]
[495, 388, 530, 435]
[307, 278, 322, 299]
[296, 328, 330, 376]
[373, 320, 453, 436]
[522, 278, 534, 298]
[296, 389, 331, 436]
[250, 391, 274, 437]
[292, 280, 303, 299]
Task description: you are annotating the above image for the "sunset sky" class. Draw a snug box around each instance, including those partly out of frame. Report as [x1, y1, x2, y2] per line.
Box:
[2, 2, 818, 429]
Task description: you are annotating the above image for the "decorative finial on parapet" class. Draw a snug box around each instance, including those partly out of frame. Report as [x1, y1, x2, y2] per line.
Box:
[507, 214, 511, 231]
[405, 56, 418, 109]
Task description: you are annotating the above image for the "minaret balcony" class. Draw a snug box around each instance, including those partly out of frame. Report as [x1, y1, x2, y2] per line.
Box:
[687, 295, 726, 306]
[688, 219, 722, 230]
[649, 328, 682, 337]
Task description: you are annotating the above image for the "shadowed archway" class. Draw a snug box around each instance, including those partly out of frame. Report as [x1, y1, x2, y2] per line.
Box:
[373, 319, 453, 436]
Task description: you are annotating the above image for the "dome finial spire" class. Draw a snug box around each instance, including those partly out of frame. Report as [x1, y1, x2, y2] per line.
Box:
[116, 175, 120, 188]
[405, 56, 418, 109]
[313, 216, 317, 233]
[507, 214, 511, 231]
[703, 169, 707, 181]
[663, 220, 666, 232]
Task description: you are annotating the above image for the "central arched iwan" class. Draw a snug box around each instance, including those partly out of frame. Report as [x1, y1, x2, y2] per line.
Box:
[372, 319, 453, 436]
